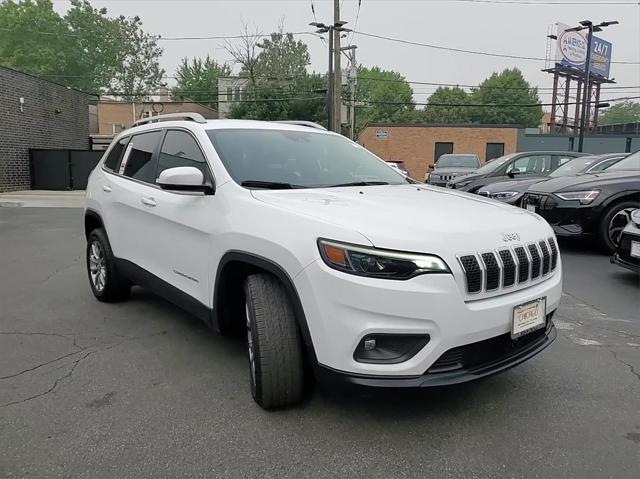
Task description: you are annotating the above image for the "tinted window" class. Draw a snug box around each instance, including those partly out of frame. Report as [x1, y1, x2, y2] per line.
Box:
[506, 155, 551, 175]
[120, 131, 162, 183]
[158, 130, 209, 181]
[475, 153, 517, 174]
[436, 155, 479, 168]
[606, 151, 640, 171]
[207, 129, 407, 188]
[103, 137, 129, 171]
[594, 157, 623, 171]
[549, 156, 598, 178]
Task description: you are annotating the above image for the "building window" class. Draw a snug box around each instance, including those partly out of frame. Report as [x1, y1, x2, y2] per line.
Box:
[486, 143, 505, 161]
[227, 87, 233, 101]
[234, 87, 241, 101]
[434, 142, 454, 162]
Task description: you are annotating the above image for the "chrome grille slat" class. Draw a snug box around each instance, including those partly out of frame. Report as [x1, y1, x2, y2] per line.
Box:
[458, 238, 557, 295]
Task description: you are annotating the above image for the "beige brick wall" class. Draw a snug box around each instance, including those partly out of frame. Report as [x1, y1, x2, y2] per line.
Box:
[97, 101, 218, 135]
[359, 125, 518, 181]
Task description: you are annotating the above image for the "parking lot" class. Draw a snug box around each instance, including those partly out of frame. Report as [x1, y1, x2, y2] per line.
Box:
[1, 206, 639, 478]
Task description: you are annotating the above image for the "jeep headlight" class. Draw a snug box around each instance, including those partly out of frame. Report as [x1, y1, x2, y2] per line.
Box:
[318, 239, 450, 279]
[490, 191, 520, 201]
[556, 190, 600, 205]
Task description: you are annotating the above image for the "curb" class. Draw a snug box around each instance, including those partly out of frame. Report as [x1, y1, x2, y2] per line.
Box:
[0, 201, 23, 208]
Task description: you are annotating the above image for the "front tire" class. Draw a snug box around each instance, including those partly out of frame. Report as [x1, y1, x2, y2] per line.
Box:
[244, 273, 304, 409]
[598, 201, 639, 253]
[86, 228, 130, 302]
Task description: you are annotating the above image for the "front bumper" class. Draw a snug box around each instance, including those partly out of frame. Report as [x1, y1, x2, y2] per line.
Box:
[521, 193, 600, 237]
[611, 224, 640, 273]
[316, 320, 556, 388]
[294, 258, 562, 378]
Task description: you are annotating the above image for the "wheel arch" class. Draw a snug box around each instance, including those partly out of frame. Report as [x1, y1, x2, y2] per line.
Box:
[213, 251, 318, 364]
[600, 190, 640, 212]
[84, 209, 104, 239]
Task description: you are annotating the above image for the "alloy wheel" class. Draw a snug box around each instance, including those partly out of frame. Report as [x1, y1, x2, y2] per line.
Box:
[88, 240, 107, 292]
[608, 208, 635, 247]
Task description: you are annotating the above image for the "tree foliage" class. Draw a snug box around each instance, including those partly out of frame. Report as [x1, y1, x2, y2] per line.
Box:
[171, 56, 231, 108]
[355, 66, 414, 134]
[0, 0, 164, 98]
[469, 68, 542, 127]
[599, 101, 640, 125]
[254, 28, 310, 80]
[423, 86, 471, 124]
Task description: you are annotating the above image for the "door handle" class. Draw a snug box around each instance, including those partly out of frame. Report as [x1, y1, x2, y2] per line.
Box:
[102, 185, 112, 193]
[141, 197, 157, 207]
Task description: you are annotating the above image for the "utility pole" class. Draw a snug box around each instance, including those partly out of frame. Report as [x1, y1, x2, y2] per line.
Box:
[565, 20, 618, 152]
[341, 45, 357, 139]
[310, 19, 351, 133]
[333, 0, 342, 133]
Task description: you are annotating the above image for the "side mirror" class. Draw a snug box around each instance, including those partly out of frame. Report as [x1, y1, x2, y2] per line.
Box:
[157, 166, 214, 195]
[507, 169, 521, 179]
[428, 164, 434, 170]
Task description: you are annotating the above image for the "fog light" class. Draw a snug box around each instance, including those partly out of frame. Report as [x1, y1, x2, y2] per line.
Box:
[353, 334, 430, 364]
[363, 338, 377, 351]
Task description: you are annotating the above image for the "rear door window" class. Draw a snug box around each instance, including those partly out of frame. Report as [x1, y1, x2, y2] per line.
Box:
[120, 131, 162, 183]
[103, 137, 129, 171]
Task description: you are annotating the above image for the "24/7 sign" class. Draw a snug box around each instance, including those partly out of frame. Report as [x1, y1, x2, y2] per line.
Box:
[556, 22, 613, 79]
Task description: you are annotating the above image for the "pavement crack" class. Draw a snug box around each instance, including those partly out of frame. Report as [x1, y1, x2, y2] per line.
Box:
[40, 254, 82, 284]
[0, 349, 83, 380]
[611, 350, 640, 384]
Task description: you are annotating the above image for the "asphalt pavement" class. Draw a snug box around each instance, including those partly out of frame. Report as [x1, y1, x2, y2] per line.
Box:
[1, 207, 639, 478]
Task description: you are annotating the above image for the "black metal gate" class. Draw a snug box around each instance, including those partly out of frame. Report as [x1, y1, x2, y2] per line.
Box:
[30, 149, 103, 190]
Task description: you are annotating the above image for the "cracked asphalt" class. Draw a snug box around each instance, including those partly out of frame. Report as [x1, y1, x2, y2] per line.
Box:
[1, 207, 639, 478]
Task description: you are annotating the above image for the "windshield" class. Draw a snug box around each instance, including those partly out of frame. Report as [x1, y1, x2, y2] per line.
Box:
[473, 153, 517, 175]
[549, 156, 599, 178]
[605, 151, 640, 171]
[206, 129, 408, 188]
[436, 155, 479, 168]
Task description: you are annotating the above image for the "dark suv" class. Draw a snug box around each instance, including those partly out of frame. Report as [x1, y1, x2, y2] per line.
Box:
[447, 151, 587, 193]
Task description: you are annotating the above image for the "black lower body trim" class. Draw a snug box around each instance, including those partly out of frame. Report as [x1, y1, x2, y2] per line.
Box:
[315, 321, 557, 389]
[611, 253, 640, 273]
[115, 258, 212, 325]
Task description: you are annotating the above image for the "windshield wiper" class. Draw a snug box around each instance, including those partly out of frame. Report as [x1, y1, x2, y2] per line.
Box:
[328, 181, 390, 187]
[241, 180, 304, 190]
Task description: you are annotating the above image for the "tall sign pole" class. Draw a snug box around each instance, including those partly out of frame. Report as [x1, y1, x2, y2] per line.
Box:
[578, 24, 594, 152]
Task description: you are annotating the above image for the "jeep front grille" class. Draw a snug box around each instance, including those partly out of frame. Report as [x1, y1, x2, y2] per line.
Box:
[457, 238, 558, 295]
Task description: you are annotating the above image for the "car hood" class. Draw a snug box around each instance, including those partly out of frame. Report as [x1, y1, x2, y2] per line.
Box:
[528, 170, 640, 193]
[481, 177, 547, 194]
[251, 184, 551, 253]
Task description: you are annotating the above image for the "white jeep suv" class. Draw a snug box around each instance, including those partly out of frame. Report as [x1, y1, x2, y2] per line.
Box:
[85, 113, 562, 409]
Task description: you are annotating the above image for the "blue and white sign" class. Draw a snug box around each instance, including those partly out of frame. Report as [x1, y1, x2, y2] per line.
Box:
[555, 22, 613, 79]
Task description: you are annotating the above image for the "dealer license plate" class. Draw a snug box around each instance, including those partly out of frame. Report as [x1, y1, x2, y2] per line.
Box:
[526, 204, 536, 213]
[631, 241, 640, 259]
[512, 297, 546, 339]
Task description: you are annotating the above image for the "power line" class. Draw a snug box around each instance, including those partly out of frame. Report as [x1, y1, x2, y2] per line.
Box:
[447, 0, 637, 4]
[353, 30, 640, 65]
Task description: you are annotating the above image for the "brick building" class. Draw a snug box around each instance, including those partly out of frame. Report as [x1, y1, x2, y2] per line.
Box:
[359, 124, 519, 181]
[0, 66, 91, 192]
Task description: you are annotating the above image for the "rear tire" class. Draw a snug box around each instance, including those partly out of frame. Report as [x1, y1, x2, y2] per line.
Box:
[86, 228, 130, 302]
[598, 201, 639, 253]
[244, 273, 304, 409]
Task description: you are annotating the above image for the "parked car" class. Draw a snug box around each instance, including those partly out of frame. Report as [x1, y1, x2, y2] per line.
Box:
[611, 208, 640, 273]
[478, 153, 629, 205]
[85, 113, 562, 409]
[522, 151, 640, 252]
[386, 160, 409, 176]
[447, 151, 587, 193]
[424, 154, 480, 186]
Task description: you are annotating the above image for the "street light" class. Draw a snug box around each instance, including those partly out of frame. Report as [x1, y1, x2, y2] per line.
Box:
[566, 20, 619, 151]
[309, 21, 351, 132]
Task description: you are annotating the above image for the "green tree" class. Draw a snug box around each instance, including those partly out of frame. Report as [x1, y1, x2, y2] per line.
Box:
[599, 101, 640, 125]
[172, 56, 231, 108]
[229, 73, 326, 124]
[0, 0, 164, 97]
[470, 68, 542, 127]
[355, 66, 415, 134]
[0, 0, 71, 82]
[422, 86, 472, 124]
[254, 27, 310, 80]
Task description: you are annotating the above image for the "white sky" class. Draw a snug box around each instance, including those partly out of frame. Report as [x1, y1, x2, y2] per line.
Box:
[53, 0, 640, 107]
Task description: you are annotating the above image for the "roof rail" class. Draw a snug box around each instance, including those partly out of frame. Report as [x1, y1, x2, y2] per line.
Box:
[273, 120, 327, 131]
[131, 112, 207, 128]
